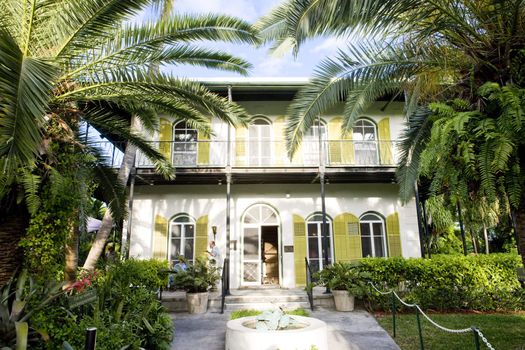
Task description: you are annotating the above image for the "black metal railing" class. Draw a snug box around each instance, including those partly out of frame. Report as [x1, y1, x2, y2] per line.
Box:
[220, 258, 230, 314]
[305, 258, 315, 311]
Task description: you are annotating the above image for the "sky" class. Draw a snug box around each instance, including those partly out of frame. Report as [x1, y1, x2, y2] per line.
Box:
[145, 0, 348, 78]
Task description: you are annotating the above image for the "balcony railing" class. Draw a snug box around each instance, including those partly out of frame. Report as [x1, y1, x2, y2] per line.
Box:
[92, 140, 398, 169]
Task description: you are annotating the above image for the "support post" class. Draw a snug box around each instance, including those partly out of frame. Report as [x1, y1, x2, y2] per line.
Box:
[225, 85, 232, 296]
[457, 202, 468, 256]
[414, 183, 426, 258]
[391, 293, 397, 338]
[416, 309, 425, 350]
[85, 327, 97, 350]
[471, 327, 481, 350]
[317, 115, 330, 293]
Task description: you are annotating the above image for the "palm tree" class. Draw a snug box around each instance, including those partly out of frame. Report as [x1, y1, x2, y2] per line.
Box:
[257, 0, 525, 264]
[0, 0, 258, 284]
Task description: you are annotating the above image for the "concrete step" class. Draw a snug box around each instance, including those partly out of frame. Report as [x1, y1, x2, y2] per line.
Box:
[161, 288, 334, 312]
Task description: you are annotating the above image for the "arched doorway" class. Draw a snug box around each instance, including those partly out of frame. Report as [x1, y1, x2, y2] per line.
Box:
[241, 204, 280, 286]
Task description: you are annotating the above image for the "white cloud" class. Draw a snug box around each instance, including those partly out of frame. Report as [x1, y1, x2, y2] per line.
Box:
[173, 0, 260, 21]
[310, 37, 348, 54]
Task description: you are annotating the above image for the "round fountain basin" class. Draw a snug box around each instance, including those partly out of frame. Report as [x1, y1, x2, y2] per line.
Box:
[225, 316, 328, 350]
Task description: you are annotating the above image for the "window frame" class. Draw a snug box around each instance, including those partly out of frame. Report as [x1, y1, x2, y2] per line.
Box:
[359, 212, 387, 258]
[306, 213, 334, 273]
[352, 119, 379, 165]
[168, 214, 196, 265]
[247, 116, 273, 166]
[172, 121, 198, 166]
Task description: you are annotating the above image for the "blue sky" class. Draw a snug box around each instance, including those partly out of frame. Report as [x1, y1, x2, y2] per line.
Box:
[147, 0, 347, 78]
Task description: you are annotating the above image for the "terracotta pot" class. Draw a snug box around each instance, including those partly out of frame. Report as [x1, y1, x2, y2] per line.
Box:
[331, 290, 355, 311]
[186, 292, 209, 314]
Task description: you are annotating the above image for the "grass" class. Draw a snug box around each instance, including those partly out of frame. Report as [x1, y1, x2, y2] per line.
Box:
[376, 312, 525, 350]
[230, 308, 310, 320]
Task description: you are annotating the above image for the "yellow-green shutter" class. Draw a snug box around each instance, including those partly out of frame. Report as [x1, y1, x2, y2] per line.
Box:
[386, 212, 402, 257]
[273, 116, 286, 165]
[341, 129, 355, 165]
[235, 127, 247, 166]
[293, 214, 307, 286]
[197, 131, 210, 165]
[159, 118, 172, 161]
[333, 213, 362, 263]
[378, 118, 394, 165]
[328, 118, 343, 164]
[195, 215, 209, 260]
[153, 214, 168, 259]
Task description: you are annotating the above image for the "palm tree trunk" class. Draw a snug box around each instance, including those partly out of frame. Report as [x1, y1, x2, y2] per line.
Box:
[0, 206, 28, 285]
[83, 116, 140, 271]
[64, 218, 80, 287]
[482, 224, 490, 254]
[515, 200, 525, 268]
[470, 230, 478, 254]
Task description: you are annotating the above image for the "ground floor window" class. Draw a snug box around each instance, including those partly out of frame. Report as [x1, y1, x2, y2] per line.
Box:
[169, 215, 195, 265]
[359, 213, 386, 257]
[307, 214, 333, 273]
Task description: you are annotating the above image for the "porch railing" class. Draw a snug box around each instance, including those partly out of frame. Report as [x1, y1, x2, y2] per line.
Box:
[91, 140, 398, 169]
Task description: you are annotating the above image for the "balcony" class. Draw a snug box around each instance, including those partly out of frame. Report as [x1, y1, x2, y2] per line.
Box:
[94, 140, 398, 169]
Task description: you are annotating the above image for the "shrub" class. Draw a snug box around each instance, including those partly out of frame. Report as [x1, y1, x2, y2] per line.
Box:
[172, 257, 220, 293]
[30, 259, 173, 350]
[359, 253, 524, 311]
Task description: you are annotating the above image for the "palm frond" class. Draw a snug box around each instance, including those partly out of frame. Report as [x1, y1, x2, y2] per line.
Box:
[0, 27, 57, 170]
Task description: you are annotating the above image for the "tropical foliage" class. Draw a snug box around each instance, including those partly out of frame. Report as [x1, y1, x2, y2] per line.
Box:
[257, 0, 525, 264]
[0, 0, 258, 283]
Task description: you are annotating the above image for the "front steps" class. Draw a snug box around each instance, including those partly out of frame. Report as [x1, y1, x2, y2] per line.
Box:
[161, 287, 334, 312]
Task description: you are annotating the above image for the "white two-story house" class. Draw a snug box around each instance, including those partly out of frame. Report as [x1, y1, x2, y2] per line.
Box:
[124, 78, 422, 289]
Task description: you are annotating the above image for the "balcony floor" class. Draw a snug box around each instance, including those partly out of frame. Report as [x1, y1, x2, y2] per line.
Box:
[134, 166, 397, 185]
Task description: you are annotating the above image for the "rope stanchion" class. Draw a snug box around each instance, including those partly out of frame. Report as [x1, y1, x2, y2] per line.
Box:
[368, 282, 496, 350]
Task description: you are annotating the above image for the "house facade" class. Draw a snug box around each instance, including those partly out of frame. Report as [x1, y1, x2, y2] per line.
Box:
[125, 78, 422, 289]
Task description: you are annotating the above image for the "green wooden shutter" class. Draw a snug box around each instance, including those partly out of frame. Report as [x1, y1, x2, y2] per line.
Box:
[195, 215, 209, 260]
[273, 116, 286, 165]
[153, 214, 168, 259]
[159, 118, 172, 161]
[333, 213, 362, 263]
[293, 214, 307, 286]
[197, 131, 210, 165]
[235, 127, 247, 166]
[378, 118, 393, 165]
[328, 118, 343, 164]
[386, 212, 402, 257]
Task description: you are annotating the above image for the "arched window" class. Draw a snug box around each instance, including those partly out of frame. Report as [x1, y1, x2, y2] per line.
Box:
[306, 213, 333, 273]
[353, 119, 378, 165]
[303, 120, 328, 165]
[359, 213, 386, 257]
[248, 117, 272, 166]
[173, 121, 198, 165]
[169, 215, 195, 265]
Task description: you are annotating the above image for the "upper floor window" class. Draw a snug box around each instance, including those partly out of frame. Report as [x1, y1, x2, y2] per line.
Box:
[359, 213, 386, 257]
[248, 117, 272, 166]
[169, 215, 195, 265]
[353, 119, 378, 165]
[173, 121, 197, 166]
[303, 120, 328, 165]
[306, 214, 333, 273]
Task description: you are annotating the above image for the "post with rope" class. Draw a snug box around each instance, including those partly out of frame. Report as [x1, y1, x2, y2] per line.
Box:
[391, 292, 397, 338]
[471, 327, 481, 350]
[415, 308, 425, 350]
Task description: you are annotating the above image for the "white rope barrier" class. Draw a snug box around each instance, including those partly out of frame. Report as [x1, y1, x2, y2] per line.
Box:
[368, 282, 496, 349]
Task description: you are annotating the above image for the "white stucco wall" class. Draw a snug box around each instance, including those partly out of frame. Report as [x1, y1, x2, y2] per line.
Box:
[129, 183, 420, 289]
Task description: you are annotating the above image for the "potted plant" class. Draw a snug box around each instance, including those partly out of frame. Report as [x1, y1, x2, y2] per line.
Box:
[313, 263, 369, 311]
[172, 257, 221, 314]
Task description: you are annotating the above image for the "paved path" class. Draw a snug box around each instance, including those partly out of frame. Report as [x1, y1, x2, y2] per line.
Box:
[170, 308, 400, 350]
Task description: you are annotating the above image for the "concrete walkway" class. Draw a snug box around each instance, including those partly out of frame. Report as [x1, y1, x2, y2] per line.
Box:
[170, 308, 400, 350]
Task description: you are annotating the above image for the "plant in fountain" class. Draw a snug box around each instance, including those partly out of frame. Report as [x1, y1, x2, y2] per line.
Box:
[313, 263, 370, 311]
[254, 308, 299, 331]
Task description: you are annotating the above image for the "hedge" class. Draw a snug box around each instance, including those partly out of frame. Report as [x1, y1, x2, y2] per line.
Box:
[359, 254, 524, 311]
